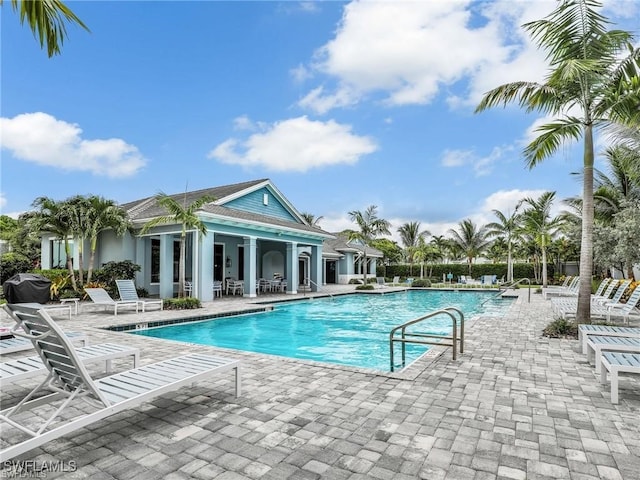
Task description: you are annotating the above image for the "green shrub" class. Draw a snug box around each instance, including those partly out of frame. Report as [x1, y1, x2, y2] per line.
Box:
[0, 253, 33, 286]
[348, 279, 363, 284]
[163, 297, 201, 310]
[411, 279, 431, 287]
[542, 318, 578, 338]
[355, 284, 374, 290]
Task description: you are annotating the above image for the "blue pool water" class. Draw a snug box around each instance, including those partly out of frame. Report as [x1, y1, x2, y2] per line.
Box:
[131, 290, 512, 371]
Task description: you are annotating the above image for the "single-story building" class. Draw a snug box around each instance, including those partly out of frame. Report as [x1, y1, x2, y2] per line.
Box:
[40, 179, 383, 300]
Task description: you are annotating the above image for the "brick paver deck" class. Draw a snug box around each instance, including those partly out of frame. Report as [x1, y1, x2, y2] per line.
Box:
[1, 288, 638, 479]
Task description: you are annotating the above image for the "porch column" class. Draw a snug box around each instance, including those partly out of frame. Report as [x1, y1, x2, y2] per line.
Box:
[310, 245, 322, 292]
[286, 242, 298, 294]
[198, 231, 214, 301]
[135, 238, 146, 287]
[159, 233, 174, 299]
[243, 236, 257, 298]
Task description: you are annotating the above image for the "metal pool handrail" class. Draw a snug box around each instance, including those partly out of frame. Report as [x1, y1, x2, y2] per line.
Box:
[480, 277, 530, 306]
[389, 306, 464, 372]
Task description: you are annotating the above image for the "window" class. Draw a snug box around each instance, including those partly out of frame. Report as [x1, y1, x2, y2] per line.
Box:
[150, 238, 180, 283]
[50, 239, 73, 269]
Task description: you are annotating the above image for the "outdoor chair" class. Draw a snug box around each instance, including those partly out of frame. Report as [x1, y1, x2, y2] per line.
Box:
[599, 352, 640, 404]
[578, 324, 640, 355]
[213, 281, 223, 298]
[84, 288, 139, 316]
[0, 305, 242, 461]
[184, 281, 193, 297]
[115, 280, 163, 313]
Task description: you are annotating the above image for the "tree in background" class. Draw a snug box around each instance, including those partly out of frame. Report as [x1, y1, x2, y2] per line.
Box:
[397, 221, 430, 275]
[140, 192, 214, 298]
[447, 219, 490, 276]
[518, 192, 563, 288]
[2, 0, 89, 56]
[476, 0, 640, 322]
[300, 212, 324, 227]
[348, 205, 391, 285]
[486, 209, 521, 283]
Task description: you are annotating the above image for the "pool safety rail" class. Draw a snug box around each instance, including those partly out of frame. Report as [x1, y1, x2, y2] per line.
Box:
[480, 277, 531, 307]
[389, 307, 464, 372]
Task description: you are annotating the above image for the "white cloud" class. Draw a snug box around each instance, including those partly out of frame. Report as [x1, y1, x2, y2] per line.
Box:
[233, 115, 255, 131]
[0, 112, 146, 177]
[290, 64, 313, 83]
[298, 0, 556, 113]
[208, 116, 377, 172]
[440, 145, 512, 176]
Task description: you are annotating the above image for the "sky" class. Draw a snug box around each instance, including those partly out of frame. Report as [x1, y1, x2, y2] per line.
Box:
[1, 0, 639, 242]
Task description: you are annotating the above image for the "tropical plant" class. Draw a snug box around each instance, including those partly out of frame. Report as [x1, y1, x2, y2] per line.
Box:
[2, 0, 89, 57]
[369, 238, 403, 266]
[486, 209, 521, 283]
[140, 192, 215, 297]
[518, 192, 564, 288]
[475, 0, 640, 322]
[447, 219, 491, 275]
[397, 221, 430, 275]
[29, 196, 77, 291]
[85, 196, 130, 284]
[300, 212, 324, 227]
[347, 205, 391, 285]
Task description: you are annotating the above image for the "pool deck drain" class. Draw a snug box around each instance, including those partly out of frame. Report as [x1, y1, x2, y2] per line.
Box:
[1, 286, 639, 479]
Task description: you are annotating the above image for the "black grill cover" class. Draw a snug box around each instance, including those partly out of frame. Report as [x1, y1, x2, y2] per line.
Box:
[2, 273, 52, 304]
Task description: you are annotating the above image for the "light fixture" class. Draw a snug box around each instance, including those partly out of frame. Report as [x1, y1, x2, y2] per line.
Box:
[225, 256, 232, 268]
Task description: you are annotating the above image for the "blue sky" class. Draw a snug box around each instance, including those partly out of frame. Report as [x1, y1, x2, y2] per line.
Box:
[2, 0, 638, 240]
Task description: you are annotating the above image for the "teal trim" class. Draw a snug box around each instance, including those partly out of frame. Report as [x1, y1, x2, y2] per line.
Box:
[224, 187, 297, 222]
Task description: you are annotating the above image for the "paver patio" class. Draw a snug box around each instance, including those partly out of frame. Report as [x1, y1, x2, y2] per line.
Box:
[1, 287, 639, 479]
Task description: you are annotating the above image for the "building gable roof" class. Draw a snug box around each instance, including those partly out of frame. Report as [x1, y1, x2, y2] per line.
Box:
[324, 232, 383, 258]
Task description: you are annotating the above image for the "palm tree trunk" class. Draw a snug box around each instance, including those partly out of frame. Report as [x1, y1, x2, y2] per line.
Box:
[507, 241, 513, 282]
[77, 237, 84, 286]
[363, 253, 368, 285]
[577, 125, 595, 324]
[87, 236, 98, 284]
[541, 246, 548, 288]
[64, 238, 77, 291]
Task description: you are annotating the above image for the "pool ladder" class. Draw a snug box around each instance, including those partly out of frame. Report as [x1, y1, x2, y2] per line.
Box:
[389, 307, 464, 372]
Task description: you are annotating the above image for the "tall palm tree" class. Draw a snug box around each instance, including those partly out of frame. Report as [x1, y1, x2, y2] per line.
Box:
[85, 196, 131, 284]
[397, 221, 430, 275]
[518, 192, 564, 288]
[348, 205, 391, 284]
[486, 209, 521, 283]
[2, 0, 89, 57]
[447, 219, 491, 275]
[475, 0, 640, 323]
[593, 145, 640, 223]
[300, 212, 324, 227]
[140, 192, 215, 297]
[29, 196, 77, 291]
[65, 195, 91, 286]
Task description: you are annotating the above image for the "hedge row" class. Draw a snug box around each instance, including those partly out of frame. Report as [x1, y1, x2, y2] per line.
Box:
[376, 263, 554, 282]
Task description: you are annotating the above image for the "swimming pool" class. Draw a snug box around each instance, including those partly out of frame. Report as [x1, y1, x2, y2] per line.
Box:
[131, 290, 513, 371]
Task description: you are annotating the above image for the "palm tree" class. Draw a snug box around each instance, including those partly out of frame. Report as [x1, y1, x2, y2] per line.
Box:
[486, 209, 521, 283]
[475, 0, 640, 323]
[447, 219, 491, 275]
[65, 195, 91, 286]
[518, 192, 564, 288]
[397, 221, 430, 275]
[140, 192, 215, 297]
[348, 205, 391, 285]
[301, 212, 324, 227]
[413, 236, 442, 279]
[3, 0, 89, 57]
[85, 196, 131, 284]
[29, 196, 77, 291]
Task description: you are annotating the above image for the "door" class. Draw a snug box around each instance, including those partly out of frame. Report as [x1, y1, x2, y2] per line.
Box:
[326, 260, 336, 284]
[214, 244, 224, 281]
[238, 246, 244, 281]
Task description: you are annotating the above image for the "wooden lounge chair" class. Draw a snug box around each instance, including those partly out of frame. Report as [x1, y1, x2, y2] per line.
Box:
[115, 279, 163, 312]
[84, 288, 139, 316]
[599, 352, 640, 404]
[0, 306, 242, 461]
[1, 342, 139, 388]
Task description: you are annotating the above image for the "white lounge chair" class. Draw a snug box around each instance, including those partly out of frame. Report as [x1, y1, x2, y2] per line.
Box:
[599, 352, 640, 404]
[585, 335, 640, 371]
[376, 277, 386, 288]
[1, 332, 88, 355]
[1, 342, 139, 388]
[115, 280, 163, 312]
[84, 288, 139, 316]
[0, 306, 242, 461]
[552, 280, 633, 320]
[543, 276, 579, 299]
[579, 324, 640, 355]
